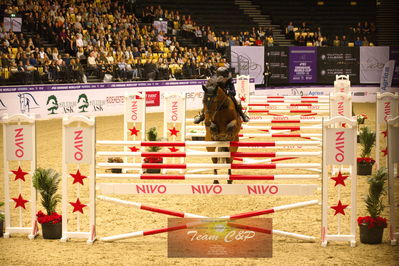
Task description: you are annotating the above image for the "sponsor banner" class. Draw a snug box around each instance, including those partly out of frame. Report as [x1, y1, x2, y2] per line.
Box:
[265, 47, 289, 85]
[64, 126, 93, 164]
[379, 60, 395, 92]
[0, 80, 255, 119]
[326, 128, 355, 165]
[231, 46, 265, 84]
[289, 47, 317, 83]
[6, 125, 34, 161]
[98, 183, 318, 195]
[360, 46, 390, 84]
[330, 94, 351, 118]
[389, 46, 399, 85]
[318, 47, 360, 84]
[254, 86, 399, 103]
[145, 91, 160, 106]
[168, 218, 272, 258]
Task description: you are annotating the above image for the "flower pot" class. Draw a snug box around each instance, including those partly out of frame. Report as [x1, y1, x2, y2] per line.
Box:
[357, 162, 373, 175]
[111, 168, 122, 173]
[145, 168, 161, 174]
[41, 222, 62, 239]
[359, 224, 384, 244]
[0, 220, 3, 238]
[144, 158, 163, 173]
[192, 136, 205, 141]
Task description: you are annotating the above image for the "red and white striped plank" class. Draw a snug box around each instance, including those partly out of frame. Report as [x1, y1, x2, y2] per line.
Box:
[250, 95, 329, 100]
[96, 173, 320, 180]
[187, 125, 322, 131]
[187, 132, 322, 138]
[248, 103, 328, 107]
[98, 183, 319, 196]
[247, 109, 328, 114]
[248, 105, 329, 111]
[97, 151, 321, 158]
[97, 140, 322, 147]
[187, 116, 325, 124]
[99, 197, 318, 242]
[98, 162, 321, 170]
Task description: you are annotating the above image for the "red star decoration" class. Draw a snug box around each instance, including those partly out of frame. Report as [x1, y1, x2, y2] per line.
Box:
[240, 96, 246, 102]
[12, 194, 29, 209]
[169, 127, 180, 136]
[69, 198, 87, 214]
[331, 200, 349, 216]
[129, 146, 140, 152]
[381, 147, 388, 157]
[341, 123, 347, 128]
[70, 169, 87, 185]
[168, 146, 179, 152]
[129, 126, 140, 136]
[330, 171, 349, 187]
[382, 130, 388, 138]
[12, 166, 29, 182]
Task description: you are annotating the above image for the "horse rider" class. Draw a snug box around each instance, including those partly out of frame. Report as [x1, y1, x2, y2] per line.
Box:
[194, 67, 250, 124]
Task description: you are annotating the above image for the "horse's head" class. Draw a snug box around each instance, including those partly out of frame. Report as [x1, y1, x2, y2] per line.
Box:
[202, 77, 226, 111]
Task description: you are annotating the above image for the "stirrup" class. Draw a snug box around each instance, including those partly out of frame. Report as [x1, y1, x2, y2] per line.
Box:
[194, 113, 205, 124]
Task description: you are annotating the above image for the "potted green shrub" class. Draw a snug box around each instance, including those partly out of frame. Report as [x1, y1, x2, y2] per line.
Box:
[107, 157, 123, 173]
[356, 113, 368, 143]
[0, 202, 4, 238]
[144, 127, 163, 173]
[357, 126, 376, 175]
[32, 168, 62, 239]
[358, 167, 388, 244]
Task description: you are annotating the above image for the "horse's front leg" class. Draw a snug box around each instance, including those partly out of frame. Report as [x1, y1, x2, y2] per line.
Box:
[206, 146, 219, 184]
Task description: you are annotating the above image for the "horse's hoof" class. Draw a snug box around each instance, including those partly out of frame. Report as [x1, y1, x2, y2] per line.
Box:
[213, 180, 219, 184]
[227, 180, 233, 184]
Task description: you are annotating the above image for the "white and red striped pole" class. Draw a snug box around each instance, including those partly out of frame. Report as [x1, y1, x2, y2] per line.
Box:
[99, 196, 318, 242]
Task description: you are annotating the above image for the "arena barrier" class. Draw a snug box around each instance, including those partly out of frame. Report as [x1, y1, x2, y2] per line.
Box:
[387, 116, 399, 245]
[375, 92, 398, 169]
[96, 116, 358, 246]
[61, 115, 96, 244]
[2, 114, 38, 239]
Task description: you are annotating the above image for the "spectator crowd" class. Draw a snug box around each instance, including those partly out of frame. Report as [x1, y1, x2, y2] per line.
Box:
[0, 0, 378, 85]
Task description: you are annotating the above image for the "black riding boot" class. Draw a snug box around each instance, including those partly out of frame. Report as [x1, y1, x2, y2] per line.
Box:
[194, 109, 205, 124]
[231, 96, 249, 122]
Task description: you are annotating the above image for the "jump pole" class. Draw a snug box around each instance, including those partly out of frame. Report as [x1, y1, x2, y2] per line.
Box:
[163, 92, 186, 173]
[2, 114, 38, 239]
[124, 92, 146, 173]
[61, 115, 96, 244]
[321, 116, 357, 247]
[387, 116, 399, 245]
[375, 92, 398, 169]
[98, 195, 318, 242]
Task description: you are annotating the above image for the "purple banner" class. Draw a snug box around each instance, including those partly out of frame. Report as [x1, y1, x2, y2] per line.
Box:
[390, 46, 399, 85]
[289, 47, 317, 83]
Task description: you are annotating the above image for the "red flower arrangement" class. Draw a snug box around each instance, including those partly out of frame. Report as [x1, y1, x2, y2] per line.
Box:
[357, 157, 376, 164]
[357, 113, 368, 124]
[357, 216, 387, 229]
[36, 211, 62, 224]
[144, 157, 163, 163]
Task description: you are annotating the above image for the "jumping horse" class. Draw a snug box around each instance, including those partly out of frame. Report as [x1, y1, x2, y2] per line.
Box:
[201, 76, 242, 184]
